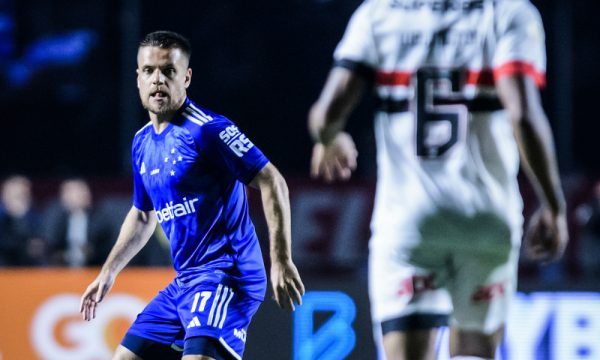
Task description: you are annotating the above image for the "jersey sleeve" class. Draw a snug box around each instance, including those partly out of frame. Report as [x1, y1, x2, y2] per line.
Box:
[131, 141, 153, 211]
[333, 0, 378, 78]
[493, 1, 547, 87]
[199, 118, 269, 185]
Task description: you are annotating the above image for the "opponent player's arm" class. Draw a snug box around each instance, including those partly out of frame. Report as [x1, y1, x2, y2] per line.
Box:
[309, 67, 366, 144]
[496, 74, 568, 261]
[80, 206, 156, 320]
[249, 162, 305, 310]
[308, 67, 366, 181]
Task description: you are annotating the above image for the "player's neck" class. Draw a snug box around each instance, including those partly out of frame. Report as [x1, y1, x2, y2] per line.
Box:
[148, 97, 186, 134]
[149, 113, 174, 134]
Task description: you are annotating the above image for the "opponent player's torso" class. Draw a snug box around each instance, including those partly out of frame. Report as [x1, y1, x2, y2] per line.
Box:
[367, 0, 523, 228]
[372, 0, 493, 72]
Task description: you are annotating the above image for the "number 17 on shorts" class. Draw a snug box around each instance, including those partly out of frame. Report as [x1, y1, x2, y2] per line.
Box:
[181, 283, 262, 359]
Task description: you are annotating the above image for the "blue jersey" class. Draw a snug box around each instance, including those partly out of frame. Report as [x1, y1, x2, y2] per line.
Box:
[131, 98, 268, 301]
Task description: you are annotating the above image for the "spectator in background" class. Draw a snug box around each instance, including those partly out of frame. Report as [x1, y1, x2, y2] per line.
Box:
[45, 178, 172, 267]
[45, 178, 96, 267]
[0, 175, 47, 266]
[575, 180, 600, 277]
[92, 195, 172, 267]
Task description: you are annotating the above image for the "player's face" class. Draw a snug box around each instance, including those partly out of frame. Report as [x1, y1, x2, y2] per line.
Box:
[136, 46, 192, 116]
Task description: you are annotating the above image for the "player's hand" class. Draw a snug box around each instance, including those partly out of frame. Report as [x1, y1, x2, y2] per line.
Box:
[270, 258, 305, 311]
[79, 270, 116, 321]
[524, 207, 568, 263]
[311, 132, 358, 182]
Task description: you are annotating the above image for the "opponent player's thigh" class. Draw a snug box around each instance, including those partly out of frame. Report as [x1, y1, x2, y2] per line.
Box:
[179, 283, 261, 360]
[369, 247, 452, 360]
[381, 328, 441, 360]
[448, 242, 519, 332]
[121, 281, 184, 360]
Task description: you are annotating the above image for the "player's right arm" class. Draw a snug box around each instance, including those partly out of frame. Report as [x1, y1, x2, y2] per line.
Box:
[497, 75, 568, 262]
[494, 2, 568, 262]
[79, 206, 156, 321]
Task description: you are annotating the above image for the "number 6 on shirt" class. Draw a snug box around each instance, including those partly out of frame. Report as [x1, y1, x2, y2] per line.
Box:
[415, 68, 468, 159]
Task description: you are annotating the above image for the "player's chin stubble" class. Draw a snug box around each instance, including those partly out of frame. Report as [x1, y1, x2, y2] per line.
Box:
[141, 97, 175, 115]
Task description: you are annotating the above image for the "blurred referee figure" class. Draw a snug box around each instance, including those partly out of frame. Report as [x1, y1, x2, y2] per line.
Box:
[308, 0, 567, 359]
[80, 31, 304, 360]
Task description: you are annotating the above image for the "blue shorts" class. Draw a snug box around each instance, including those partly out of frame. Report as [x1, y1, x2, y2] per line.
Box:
[122, 278, 261, 359]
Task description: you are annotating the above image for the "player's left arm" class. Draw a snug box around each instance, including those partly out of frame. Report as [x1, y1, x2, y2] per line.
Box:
[249, 162, 305, 310]
[308, 0, 375, 182]
[308, 67, 366, 182]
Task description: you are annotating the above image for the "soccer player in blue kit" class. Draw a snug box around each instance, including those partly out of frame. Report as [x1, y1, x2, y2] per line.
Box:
[80, 31, 305, 360]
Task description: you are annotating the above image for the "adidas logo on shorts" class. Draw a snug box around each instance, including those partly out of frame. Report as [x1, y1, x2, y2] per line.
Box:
[187, 316, 201, 329]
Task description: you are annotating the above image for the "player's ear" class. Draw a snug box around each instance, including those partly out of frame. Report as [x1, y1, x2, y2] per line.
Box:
[185, 68, 192, 89]
[136, 68, 140, 88]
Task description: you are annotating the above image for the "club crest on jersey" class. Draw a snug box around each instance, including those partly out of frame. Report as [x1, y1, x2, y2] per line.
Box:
[155, 197, 199, 223]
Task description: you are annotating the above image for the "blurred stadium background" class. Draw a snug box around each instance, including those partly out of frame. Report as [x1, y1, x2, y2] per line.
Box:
[0, 0, 599, 359]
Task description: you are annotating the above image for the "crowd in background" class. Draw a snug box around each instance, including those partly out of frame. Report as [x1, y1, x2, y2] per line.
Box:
[0, 174, 171, 267]
[2, 173, 600, 286]
[0, 174, 598, 280]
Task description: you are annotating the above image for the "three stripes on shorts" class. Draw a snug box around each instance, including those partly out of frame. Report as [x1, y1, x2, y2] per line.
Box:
[190, 284, 234, 329]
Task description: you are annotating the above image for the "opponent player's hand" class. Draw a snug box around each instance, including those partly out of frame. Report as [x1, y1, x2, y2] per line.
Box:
[270, 258, 305, 311]
[79, 270, 116, 321]
[524, 207, 568, 263]
[311, 132, 358, 182]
